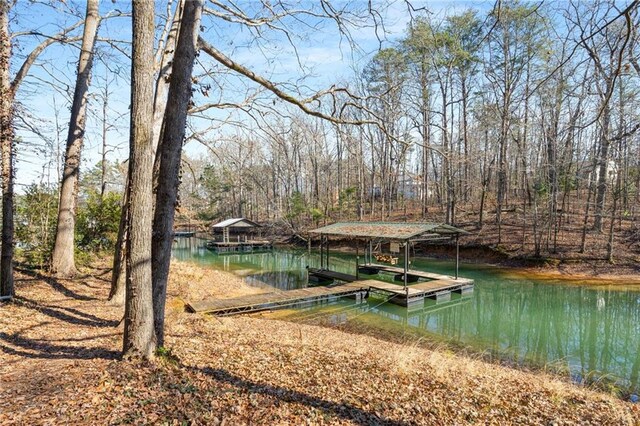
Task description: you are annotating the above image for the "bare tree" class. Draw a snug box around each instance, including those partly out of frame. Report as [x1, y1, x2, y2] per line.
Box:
[152, 0, 203, 347]
[50, 0, 101, 277]
[110, 0, 184, 305]
[1, 2, 85, 297]
[0, 0, 13, 298]
[576, 2, 634, 232]
[123, 0, 156, 359]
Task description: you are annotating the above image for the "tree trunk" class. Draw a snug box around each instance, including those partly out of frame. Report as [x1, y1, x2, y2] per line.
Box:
[100, 86, 108, 198]
[461, 75, 469, 203]
[152, 0, 203, 347]
[111, 0, 183, 297]
[152, 0, 184, 189]
[420, 66, 430, 218]
[606, 172, 620, 262]
[496, 110, 509, 245]
[593, 103, 611, 232]
[152, 0, 183, 155]
[0, 0, 13, 298]
[123, 0, 156, 359]
[478, 129, 491, 228]
[108, 181, 128, 305]
[51, 0, 100, 277]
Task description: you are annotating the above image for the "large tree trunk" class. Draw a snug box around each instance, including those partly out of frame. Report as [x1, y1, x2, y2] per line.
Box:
[0, 0, 13, 298]
[123, 0, 156, 359]
[51, 0, 100, 277]
[110, 0, 183, 299]
[152, 0, 203, 347]
[420, 69, 430, 218]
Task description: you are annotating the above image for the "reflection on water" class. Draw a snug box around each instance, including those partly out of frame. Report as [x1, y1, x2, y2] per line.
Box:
[172, 237, 640, 393]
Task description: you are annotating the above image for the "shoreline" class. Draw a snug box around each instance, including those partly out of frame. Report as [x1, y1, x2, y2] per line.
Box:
[274, 242, 640, 286]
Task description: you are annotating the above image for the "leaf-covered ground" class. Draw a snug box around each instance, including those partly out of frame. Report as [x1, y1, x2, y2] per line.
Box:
[1, 261, 639, 425]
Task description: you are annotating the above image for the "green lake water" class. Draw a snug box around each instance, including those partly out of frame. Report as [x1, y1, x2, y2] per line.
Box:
[172, 237, 640, 394]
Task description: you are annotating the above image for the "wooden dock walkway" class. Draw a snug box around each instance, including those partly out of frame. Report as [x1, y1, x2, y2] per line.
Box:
[188, 272, 475, 315]
[186, 282, 368, 315]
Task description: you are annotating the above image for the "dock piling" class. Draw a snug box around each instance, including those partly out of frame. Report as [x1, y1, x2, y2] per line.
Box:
[455, 235, 459, 280]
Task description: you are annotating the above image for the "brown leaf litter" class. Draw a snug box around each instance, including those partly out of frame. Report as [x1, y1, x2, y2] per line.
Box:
[0, 260, 638, 425]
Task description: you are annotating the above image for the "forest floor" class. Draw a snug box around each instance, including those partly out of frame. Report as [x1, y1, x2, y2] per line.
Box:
[1, 260, 639, 425]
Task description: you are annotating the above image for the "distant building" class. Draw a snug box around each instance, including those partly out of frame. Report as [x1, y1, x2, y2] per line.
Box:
[369, 174, 431, 200]
[576, 160, 617, 184]
[397, 174, 422, 199]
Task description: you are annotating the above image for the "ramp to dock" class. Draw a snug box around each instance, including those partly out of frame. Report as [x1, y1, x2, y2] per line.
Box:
[188, 273, 474, 315]
[186, 282, 368, 315]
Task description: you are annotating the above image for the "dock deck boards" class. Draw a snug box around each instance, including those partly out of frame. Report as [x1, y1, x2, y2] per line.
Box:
[361, 263, 472, 284]
[188, 270, 474, 315]
[187, 282, 367, 315]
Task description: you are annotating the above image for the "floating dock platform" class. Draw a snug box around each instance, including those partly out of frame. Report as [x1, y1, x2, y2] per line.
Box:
[354, 278, 472, 308]
[307, 267, 357, 284]
[308, 265, 474, 307]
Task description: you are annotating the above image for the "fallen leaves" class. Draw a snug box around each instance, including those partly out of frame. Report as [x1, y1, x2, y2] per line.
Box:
[0, 260, 638, 425]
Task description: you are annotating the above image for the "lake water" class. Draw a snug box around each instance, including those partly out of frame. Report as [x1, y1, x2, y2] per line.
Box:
[172, 237, 640, 394]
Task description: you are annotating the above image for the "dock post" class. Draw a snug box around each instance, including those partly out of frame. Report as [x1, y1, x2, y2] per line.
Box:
[323, 235, 327, 269]
[403, 241, 408, 289]
[455, 234, 459, 279]
[356, 242, 360, 280]
[326, 236, 330, 270]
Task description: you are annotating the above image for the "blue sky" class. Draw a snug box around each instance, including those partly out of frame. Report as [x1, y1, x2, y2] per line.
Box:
[9, 0, 494, 190]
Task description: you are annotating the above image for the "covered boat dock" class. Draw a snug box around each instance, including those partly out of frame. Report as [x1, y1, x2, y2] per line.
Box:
[187, 222, 474, 315]
[308, 222, 473, 307]
[206, 218, 273, 253]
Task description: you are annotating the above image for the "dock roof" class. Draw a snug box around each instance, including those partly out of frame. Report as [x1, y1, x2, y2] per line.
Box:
[212, 218, 259, 228]
[309, 222, 469, 240]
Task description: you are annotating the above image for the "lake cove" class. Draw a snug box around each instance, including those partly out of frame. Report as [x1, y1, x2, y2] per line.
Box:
[173, 241, 640, 396]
